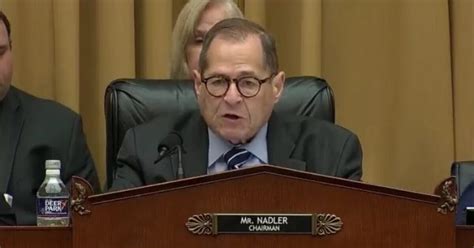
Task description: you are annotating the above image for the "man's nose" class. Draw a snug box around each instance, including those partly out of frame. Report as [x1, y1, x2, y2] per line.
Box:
[223, 82, 243, 104]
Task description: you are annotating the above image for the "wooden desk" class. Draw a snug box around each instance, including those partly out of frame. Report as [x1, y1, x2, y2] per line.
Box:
[0, 226, 70, 248]
[0, 166, 465, 247]
[0, 226, 472, 248]
[457, 226, 474, 248]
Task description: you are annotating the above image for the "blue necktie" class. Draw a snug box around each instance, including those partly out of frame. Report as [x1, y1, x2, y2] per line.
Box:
[223, 147, 251, 170]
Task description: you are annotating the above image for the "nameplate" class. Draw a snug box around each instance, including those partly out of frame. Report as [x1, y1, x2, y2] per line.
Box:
[185, 213, 343, 236]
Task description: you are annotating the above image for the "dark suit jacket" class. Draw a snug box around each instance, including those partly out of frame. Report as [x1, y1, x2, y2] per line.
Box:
[456, 181, 474, 225]
[0, 86, 100, 225]
[110, 111, 362, 191]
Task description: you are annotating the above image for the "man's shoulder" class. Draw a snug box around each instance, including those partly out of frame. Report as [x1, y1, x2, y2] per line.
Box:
[276, 113, 356, 138]
[131, 111, 202, 136]
[305, 117, 355, 136]
[462, 182, 474, 199]
[121, 111, 204, 153]
[12, 86, 79, 119]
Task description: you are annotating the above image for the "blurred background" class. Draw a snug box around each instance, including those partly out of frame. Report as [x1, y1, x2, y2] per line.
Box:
[1, 0, 472, 193]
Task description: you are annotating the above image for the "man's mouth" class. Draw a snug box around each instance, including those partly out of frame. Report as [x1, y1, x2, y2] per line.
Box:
[223, 114, 240, 120]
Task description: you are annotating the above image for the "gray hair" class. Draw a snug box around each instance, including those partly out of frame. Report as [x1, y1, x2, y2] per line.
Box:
[170, 0, 243, 79]
[199, 18, 279, 74]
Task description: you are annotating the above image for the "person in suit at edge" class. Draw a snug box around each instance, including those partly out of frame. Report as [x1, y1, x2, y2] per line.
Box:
[456, 181, 474, 225]
[0, 11, 100, 225]
[109, 18, 363, 191]
[170, 0, 243, 79]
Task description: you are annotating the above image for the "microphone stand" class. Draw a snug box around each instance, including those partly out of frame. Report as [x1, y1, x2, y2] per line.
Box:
[157, 145, 184, 180]
[176, 145, 184, 179]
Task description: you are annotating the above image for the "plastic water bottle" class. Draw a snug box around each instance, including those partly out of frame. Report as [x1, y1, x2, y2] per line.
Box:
[36, 160, 70, 226]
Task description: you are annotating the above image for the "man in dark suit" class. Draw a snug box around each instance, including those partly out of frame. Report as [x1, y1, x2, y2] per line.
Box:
[0, 11, 100, 225]
[456, 181, 474, 225]
[110, 18, 362, 191]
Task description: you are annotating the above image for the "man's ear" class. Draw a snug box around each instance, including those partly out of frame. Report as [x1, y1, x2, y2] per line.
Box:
[192, 69, 202, 97]
[272, 71, 285, 103]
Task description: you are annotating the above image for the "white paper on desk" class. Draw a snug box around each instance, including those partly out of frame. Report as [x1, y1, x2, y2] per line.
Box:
[3, 193, 12, 207]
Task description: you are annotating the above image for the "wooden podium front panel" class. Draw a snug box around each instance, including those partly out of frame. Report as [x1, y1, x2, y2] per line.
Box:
[73, 167, 455, 248]
[0, 226, 71, 248]
[456, 226, 474, 248]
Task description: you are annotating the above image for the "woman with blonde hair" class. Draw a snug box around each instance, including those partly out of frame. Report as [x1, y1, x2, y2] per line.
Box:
[170, 0, 243, 79]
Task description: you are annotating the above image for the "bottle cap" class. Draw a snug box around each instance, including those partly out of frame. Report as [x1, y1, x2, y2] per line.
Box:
[45, 160, 61, 170]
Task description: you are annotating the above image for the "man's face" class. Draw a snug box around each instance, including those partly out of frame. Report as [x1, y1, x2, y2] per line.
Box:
[185, 3, 229, 78]
[0, 21, 12, 101]
[193, 35, 285, 144]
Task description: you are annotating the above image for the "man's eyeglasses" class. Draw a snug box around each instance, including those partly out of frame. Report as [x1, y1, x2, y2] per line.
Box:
[201, 74, 274, 98]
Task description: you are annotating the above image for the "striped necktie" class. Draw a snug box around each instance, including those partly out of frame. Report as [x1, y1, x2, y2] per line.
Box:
[223, 147, 251, 170]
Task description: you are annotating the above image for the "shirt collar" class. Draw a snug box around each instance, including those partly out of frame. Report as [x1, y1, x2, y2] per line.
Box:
[208, 123, 268, 167]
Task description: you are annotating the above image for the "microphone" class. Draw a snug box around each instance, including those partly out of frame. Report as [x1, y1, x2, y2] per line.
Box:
[154, 131, 185, 179]
[157, 132, 182, 158]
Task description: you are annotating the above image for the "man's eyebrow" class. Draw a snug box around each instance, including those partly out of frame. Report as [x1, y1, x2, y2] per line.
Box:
[237, 71, 258, 77]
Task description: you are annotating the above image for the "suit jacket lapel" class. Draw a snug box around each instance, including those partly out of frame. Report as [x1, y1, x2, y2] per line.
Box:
[180, 113, 208, 178]
[0, 88, 24, 193]
[267, 112, 306, 171]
